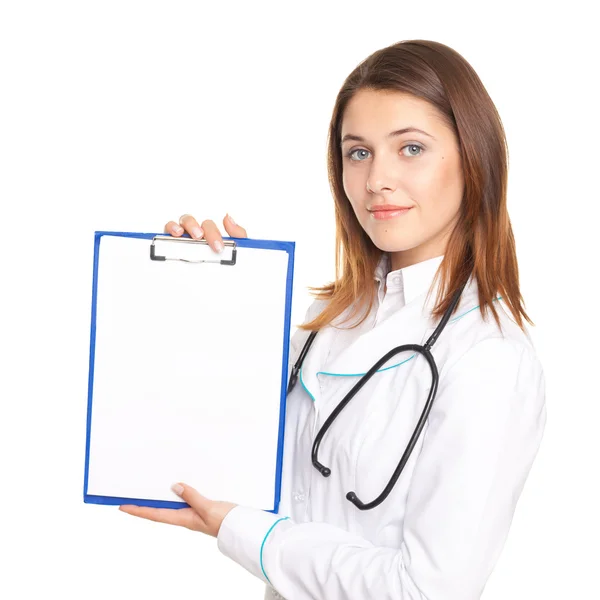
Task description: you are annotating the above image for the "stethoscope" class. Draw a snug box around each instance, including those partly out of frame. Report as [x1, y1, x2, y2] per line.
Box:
[286, 280, 468, 511]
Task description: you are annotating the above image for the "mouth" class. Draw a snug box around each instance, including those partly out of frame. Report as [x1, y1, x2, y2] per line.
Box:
[368, 206, 414, 220]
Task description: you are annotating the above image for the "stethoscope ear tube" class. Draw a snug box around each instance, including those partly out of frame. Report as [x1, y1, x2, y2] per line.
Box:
[286, 330, 318, 396]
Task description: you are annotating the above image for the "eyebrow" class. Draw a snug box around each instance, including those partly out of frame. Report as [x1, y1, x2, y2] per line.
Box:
[341, 127, 436, 145]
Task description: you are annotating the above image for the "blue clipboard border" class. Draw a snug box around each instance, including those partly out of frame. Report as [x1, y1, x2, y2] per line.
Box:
[83, 231, 295, 514]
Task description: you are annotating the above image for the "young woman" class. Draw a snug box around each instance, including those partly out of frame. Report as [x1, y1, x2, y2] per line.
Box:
[120, 39, 547, 599]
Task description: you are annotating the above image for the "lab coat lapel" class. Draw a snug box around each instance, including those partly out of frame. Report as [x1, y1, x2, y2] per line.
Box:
[323, 271, 480, 377]
[297, 325, 338, 406]
[324, 289, 437, 377]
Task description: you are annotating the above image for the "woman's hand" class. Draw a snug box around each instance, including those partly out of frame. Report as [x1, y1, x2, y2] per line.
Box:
[119, 483, 237, 538]
[164, 213, 248, 253]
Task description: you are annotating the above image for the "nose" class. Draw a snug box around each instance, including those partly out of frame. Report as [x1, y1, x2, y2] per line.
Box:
[366, 155, 398, 194]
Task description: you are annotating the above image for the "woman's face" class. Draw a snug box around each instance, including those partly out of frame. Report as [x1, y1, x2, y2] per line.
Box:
[341, 89, 464, 270]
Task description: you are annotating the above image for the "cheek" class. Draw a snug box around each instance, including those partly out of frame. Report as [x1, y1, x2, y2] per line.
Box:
[342, 170, 366, 213]
[342, 168, 358, 197]
[419, 158, 463, 214]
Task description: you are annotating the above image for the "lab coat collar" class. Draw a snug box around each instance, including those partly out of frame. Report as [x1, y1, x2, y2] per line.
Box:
[374, 252, 445, 306]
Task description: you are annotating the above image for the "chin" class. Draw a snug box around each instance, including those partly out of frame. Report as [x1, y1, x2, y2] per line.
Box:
[370, 235, 420, 253]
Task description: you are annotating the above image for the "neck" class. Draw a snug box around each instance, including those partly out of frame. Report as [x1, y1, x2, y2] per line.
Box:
[389, 249, 444, 271]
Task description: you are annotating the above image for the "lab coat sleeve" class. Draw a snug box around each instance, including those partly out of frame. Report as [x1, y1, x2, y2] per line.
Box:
[216, 337, 547, 600]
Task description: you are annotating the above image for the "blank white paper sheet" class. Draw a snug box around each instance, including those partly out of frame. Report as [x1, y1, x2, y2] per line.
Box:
[84, 233, 295, 512]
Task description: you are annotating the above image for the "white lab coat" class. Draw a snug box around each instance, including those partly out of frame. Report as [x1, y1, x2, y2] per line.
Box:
[217, 253, 547, 600]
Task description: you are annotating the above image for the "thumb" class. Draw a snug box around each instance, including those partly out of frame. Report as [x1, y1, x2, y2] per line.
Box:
[171, 482, 211, 512]
[223, 213, 248, 238]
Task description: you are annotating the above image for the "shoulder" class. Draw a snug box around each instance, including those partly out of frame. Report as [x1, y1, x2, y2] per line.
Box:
[303, 297, 330, 323]
[287, 298, 329, 360]
[436, 295, 546, 400]
[448, 292, 541, 358]
[441, 324, 545, 412]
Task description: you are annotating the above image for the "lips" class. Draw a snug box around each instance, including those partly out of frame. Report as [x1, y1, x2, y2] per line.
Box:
[369, 206, 414, 221]
[368, 205, 413, 212]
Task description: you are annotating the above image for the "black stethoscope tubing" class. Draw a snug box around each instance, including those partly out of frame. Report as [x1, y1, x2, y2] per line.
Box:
[286, 281, 467, 511]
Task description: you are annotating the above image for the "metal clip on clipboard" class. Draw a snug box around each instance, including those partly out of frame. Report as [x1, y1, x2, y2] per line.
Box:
[149, 235, 237, 266]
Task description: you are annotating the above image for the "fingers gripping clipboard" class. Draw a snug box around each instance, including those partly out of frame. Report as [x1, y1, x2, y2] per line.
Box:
[83, 232, 295, 513]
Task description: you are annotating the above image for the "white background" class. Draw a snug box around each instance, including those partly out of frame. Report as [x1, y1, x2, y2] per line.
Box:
[1, 1, 597, 598]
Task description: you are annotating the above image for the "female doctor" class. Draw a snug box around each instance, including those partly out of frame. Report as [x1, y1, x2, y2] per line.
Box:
[120, 39, 547, 599]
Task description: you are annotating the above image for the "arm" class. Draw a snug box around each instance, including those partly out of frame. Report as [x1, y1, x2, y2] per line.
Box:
[217, 338, 547, 600]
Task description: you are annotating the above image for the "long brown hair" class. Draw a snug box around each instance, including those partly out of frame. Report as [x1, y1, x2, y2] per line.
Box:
[300, 39, 533, 334]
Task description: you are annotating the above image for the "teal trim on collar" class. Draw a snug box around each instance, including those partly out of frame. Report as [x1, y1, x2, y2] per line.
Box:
[298, 297, 503, 392]
[300, 367, 316, 402]
[447, 296, 502, 322]
[319, 354, 416, 378]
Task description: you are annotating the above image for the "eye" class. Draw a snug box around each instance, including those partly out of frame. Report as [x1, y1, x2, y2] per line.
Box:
[345, 144, 424, 161]
[401, 144, 424, 157]
[347, 148, 371, 161]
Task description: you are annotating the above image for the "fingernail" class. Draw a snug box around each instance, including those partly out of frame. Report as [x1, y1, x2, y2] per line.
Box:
[171, 483, 184, 496]
[192, 227, 204, 239]
[213, 240, 224, 253]
[227, 214, 236, 226]
[173, 225, 183, 234]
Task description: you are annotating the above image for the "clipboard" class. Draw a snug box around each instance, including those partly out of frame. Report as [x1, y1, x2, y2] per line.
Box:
[83, 231, 295, 514]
